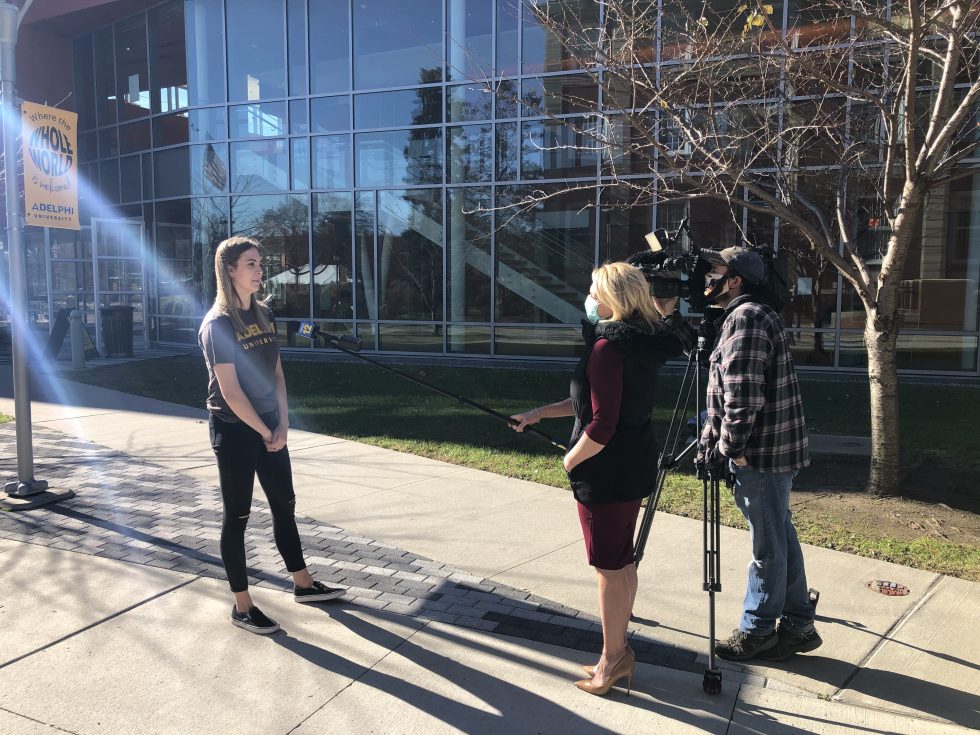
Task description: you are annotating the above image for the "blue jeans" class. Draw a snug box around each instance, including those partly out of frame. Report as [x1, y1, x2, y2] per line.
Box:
[730, 462, 815, 635]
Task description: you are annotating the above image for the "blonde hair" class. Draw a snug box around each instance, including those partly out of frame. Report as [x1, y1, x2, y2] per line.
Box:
[592, 261, 662, 331]
[212, 235, 272, 337]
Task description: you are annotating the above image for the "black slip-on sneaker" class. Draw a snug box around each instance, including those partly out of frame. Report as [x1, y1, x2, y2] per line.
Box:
[293, 580, 346, 603]
[231, 604, 280, 635]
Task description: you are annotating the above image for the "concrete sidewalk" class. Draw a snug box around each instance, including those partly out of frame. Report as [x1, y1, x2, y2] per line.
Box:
[1, 366, 978, 734]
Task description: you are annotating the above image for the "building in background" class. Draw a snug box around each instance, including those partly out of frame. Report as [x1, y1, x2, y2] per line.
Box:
[1, 0, 978, 374]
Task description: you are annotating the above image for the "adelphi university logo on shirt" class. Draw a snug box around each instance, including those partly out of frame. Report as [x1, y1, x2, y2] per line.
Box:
[237, 323, 276, 350]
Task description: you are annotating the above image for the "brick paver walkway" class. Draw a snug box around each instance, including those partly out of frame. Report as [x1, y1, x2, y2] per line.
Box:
[0, 422, 699, 673]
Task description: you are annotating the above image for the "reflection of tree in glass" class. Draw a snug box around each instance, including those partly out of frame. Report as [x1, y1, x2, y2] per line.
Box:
[375, 71, 445, 325]
[191, 198, 227, 308]
[312, 201, 354, 320]
[249, 197, 309, 316]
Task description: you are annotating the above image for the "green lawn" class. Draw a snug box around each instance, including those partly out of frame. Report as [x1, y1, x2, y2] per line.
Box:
[0, 413, 12, 424]
[64, 355, 979, 472]
[61, 355, 980, 580]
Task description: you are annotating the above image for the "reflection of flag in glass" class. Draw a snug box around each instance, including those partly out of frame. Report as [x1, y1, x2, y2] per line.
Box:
[204, 143, 227, 190]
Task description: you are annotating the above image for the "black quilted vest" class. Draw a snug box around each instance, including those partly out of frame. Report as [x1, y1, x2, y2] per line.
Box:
[567, 319, 684, 503]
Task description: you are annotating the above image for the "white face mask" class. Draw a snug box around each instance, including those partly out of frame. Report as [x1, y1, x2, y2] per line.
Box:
[584, 295, 602, 323]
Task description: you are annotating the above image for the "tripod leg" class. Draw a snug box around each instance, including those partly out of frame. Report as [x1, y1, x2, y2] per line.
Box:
[633, 467, 668, 568]
[702, 474, 723, 695]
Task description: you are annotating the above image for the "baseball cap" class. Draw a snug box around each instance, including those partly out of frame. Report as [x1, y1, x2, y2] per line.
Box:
[700, 246, 766, 286]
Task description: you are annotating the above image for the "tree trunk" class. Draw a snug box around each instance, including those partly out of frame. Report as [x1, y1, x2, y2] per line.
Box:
[864, 296, 901, 497]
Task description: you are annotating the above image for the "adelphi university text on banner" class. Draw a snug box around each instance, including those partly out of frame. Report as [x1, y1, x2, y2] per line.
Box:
[21, 101, 79, 230]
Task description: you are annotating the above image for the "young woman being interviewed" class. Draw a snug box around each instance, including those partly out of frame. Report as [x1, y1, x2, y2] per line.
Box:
[198, 235, 345, 635]
[511, 261, 694, 696]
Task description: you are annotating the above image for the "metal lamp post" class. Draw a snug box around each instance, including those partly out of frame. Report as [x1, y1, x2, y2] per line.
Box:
[1, 2, 71, 510]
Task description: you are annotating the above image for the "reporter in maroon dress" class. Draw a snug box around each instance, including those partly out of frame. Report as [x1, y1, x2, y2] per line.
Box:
[511, 261, 694, 696]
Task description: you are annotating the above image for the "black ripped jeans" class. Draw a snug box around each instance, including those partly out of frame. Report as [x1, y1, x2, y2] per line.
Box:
[209, 411, 306, 592]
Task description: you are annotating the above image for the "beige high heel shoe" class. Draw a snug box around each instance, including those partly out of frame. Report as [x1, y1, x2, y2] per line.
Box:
[575, 647, 636, 696]
[581, 643, 632, 677]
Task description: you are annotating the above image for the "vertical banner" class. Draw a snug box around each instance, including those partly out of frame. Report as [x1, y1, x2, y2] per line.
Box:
[21, 101, 79, 230]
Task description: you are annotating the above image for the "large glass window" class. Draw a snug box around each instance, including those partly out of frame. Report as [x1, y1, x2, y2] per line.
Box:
[447, 0, 493, 82]
[73, 37, 96, 131]
[379, 324, 443, 352]
[154, 147, 190, 198]
[495, 186, 596, 323]
[778, 229, 839, 333]
[185, 0, 225, 106]
[448, 125, 492, 182]
[191, 143, 230, 194]
[63, 2, 980, 372]
[230, 140, 289, 193]
[840, 333, 979, 372]
[116, 14, 151, 120]
[99, 159, 121, 204]
[309, 0, 350, 93]
[120, 156, 143, 203]
[841, 176, 980, 334]
[119, 121, 151, 155]
[355, 129, 443, 187]
[227, 0, 287, 101]
[94, 27, 116, 126]
[495, 122, 519, 180]
[192, 197, 227, 305]
[154, 199, 194, 336]
[149, 0, 187, 113]
[378, 189, 443, 320]
[447, 83, 493, 122]
[312, 135, 351, 189]
[231, 194, 311, 318]
[496, 0, 519, 77]
[312, 192, 354, 319]
[354, 192, 377, 319]
[353, 0, 443, 89]
[153, 107, 227, 147]
[287, 0, 308, 96]
[291, 138, 310, 189]
[602, 115, 656, 176]
[521, 0, 599, 74]
[599, 186, 652, 264]
[354, 88, 442, 129]
[495, 325, 584, 357]
[310, 96, 350, 133]
[230, 102, 287, 139]
[520, 74, 598, 116]
[521, 119, 598, 179]
[448, 187, 492, 322]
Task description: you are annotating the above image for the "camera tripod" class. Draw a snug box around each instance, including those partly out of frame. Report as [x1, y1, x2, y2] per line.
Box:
[632, 320, 727, 694]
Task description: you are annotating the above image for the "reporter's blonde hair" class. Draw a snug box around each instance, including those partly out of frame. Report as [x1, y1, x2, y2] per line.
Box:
[592, 261, 662, 331]
[212, 235, 272, 338]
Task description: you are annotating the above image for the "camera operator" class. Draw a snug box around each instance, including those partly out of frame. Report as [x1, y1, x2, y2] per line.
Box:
[511, 262, 695, 696]
[695, 247, 820, 662]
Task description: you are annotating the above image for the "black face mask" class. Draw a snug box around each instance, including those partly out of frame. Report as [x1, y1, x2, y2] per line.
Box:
[703, 273, 730, 303]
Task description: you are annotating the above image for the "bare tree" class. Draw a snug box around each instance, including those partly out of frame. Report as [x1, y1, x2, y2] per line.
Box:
[490, 0, 979, 496]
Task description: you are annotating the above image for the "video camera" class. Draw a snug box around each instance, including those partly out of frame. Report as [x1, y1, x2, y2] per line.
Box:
[626, 217, 714, 312]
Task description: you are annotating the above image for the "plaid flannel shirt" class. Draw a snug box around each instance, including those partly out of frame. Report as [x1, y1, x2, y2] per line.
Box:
[700, 295, 809, 473]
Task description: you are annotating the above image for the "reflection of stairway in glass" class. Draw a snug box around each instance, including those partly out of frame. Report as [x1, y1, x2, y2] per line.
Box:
[378, 193, 586, 324]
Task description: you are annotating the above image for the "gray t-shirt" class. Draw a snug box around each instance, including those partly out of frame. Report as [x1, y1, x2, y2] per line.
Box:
[198, 306, 279, 422]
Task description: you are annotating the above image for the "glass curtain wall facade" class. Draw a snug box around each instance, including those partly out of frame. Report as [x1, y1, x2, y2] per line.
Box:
[45, 0, 980, 372]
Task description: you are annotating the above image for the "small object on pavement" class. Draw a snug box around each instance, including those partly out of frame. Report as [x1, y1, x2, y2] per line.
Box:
[867, 580, 910, 596]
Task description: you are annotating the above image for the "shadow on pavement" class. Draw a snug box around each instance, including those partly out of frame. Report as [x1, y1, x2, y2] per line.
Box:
[800, 655, 980, 730]
[272, 605, 734, 734]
